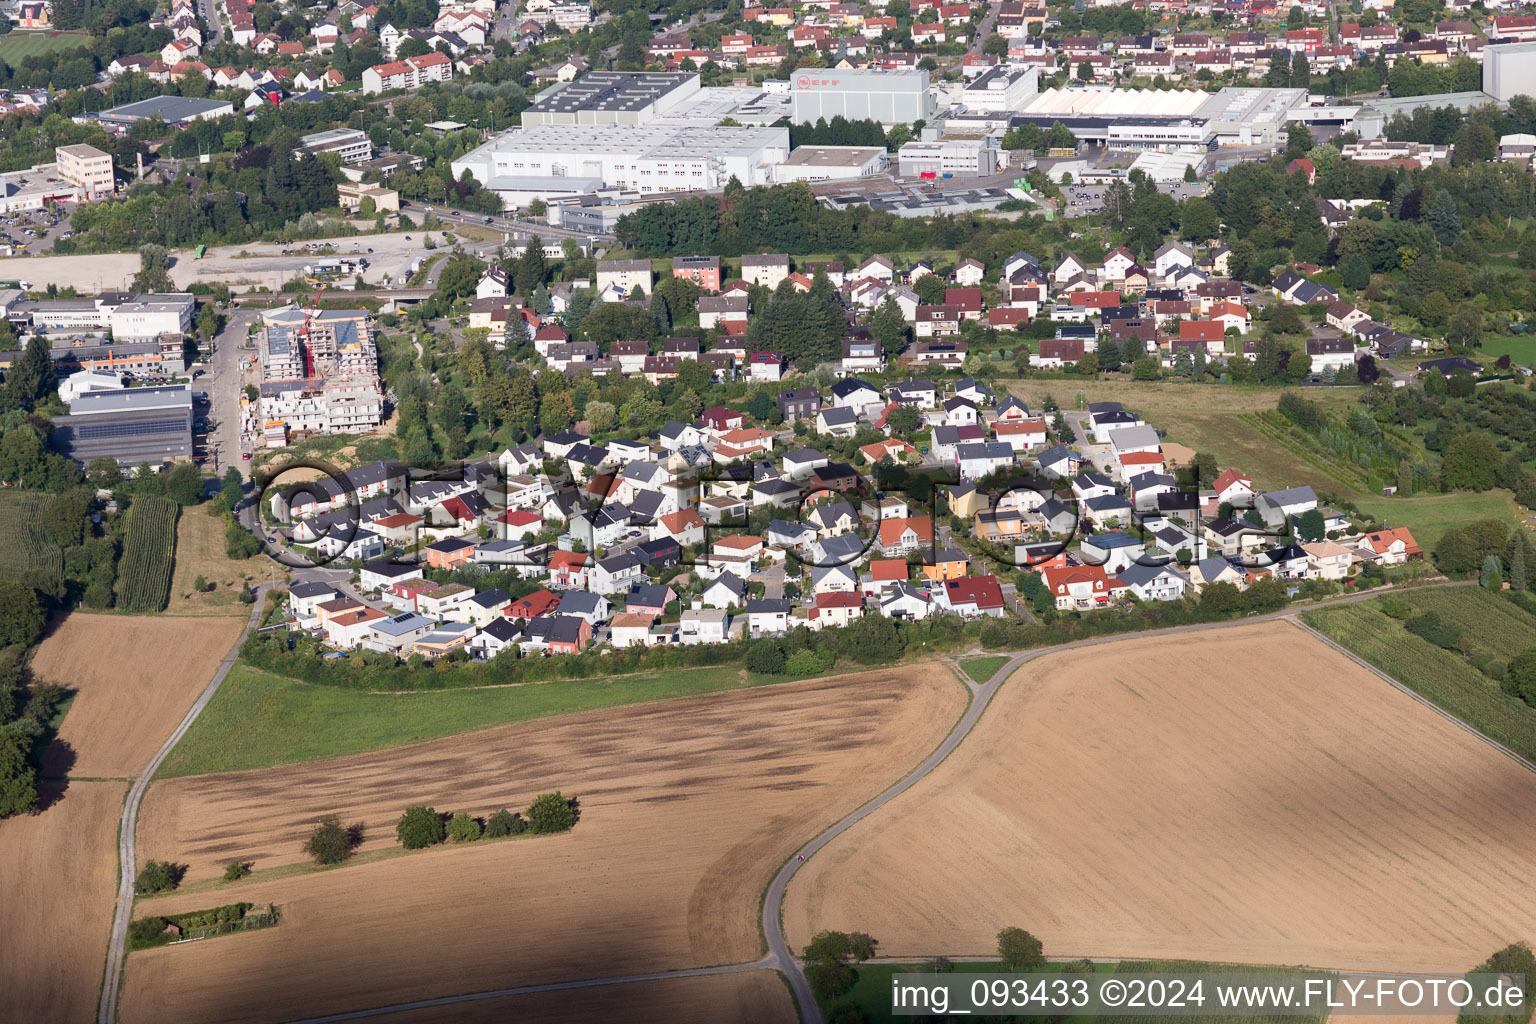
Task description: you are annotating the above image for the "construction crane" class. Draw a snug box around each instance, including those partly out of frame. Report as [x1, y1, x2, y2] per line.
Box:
[299, 284, 324, 379]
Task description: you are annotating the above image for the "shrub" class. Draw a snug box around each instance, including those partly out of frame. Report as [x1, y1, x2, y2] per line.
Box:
[1378, 597, 1412, 620]
[1405, 610, 1463, 649]
[484, 808, 525, 838]
[127, 916, 171, 949]
[222, 861, 251, 882]
[446, 812, 482, 843]
[744, 641, 786, 675]
[396, 805, 445, 849]
[304, 817, 354, 865]
[134, 860, 183, 895]
[526, 791, 577, 834]
[785, 648, 827, 676]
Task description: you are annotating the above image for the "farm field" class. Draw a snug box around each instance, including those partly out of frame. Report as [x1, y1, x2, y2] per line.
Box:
[0, 780, 126, 1024]
[1301, 593, 1536, 764]
[783, 621, 1536, 972]
[121, 666, 965, 1024]
[166, 510, 259, 616]
[0, 29, 90, 57]
[32, 612, 247, 778]
[1352, 490, 1527, 550]
[156, 659, 847, 776]
[998, 380, 1361, 494]
[373, 971, 795, 1023]
[0, 489, 63, 586]
[114, 495, 180, 613]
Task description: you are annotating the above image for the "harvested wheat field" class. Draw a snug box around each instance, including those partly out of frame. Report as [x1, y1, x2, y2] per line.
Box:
[121, 665, 963, 1024]
[785, 621, 1536, 972]
[0, 780, 126, 1024]
[373, 971, 795, 1024]
[32, 612, 246, 778]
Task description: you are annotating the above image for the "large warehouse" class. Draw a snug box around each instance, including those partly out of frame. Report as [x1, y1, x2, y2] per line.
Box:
[1005, 86, 1308, 152]
[1484, 41, 1536, 103]
[522, 71, 701, 125]
[790, 69, 936, 126]
[49, 384, 193, 468]
[452, 124, 790, 197]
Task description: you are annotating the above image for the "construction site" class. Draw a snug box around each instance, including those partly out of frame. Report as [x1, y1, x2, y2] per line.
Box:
[253, 294, 383, 447]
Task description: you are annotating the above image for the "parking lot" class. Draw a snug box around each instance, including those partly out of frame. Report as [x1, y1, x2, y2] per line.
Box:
[1058, 180, 1211, 217]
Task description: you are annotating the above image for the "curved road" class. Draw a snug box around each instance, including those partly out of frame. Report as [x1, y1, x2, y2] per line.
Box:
[96, 583, 277, 1024]
[258, 582, 1480, 1024]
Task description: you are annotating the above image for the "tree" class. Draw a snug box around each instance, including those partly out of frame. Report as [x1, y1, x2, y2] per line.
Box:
[1077, 60, 1094, 81]
[446, 811, 482, 842]
[1446, 307, 1481, 349]
[1341, 254, 1371, 291]
[134, 859, 182, 895]
[997, 927, 1045, 971]
[1296, 508, 1325, 541]
[0, 579, 44, 648]
[1508, 648, 1536, 705]
[514, 236, 548, 297]
[222, 860, 251, 881]
[132, 244, 175, 293]
[1482, 554, 1504, 591]
[305, 817, 355, 865]
[6, 334, 55, 406]
[396, 805, 445, 849]
[1441, 431, 1501, 490]
[1131, 356, 1160, 380]
[1512, 534, 1528, 592]
[0, 731, 37, 818]
[526, 791, 577, 834]
[484, 808, 525, 837]
[219, 466, 244, 512]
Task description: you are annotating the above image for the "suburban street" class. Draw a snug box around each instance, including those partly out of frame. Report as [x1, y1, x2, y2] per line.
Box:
[204, 307, 259, 478]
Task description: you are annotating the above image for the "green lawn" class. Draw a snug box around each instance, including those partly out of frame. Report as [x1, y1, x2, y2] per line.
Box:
[0, 30, 89, 57]
[1474, 335, 1536, 367]
[959, 655, 1009, 683]
[1352, 489, 1527, 550]
[1301, 594, 1536, 764]
[160, 661, 782, 777]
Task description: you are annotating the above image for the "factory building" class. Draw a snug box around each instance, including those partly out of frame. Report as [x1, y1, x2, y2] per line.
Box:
[960, 66, 1039, 113]
[898, 138, 998, 177]
[1484, 42, 1536, 102]
[521, 71, 702, 125]
[773, 145, 891, 182]
[790, 69, 936, 126]
[452, 123, 789, 197]
[49, 384, 193, 468]
[1006, 86, 1308, 152]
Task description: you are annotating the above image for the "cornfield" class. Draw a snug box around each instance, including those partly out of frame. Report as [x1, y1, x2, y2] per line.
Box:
[115, 496, 179, 613]
[0, 490, 63, 588]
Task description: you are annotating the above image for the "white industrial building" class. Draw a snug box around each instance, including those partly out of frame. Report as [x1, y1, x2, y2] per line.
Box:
[960, 66, 1038, 113]
[773, 145, 891, 182]
[452, 123, 790, 196]
[898, 138, 997, 177]
[1484, 41, 1536, 102]
[1009, 86, 1308, 152]
[522, 71, 701, 125]
[791, 69, 936, 126]
[110, 294, 195, 342]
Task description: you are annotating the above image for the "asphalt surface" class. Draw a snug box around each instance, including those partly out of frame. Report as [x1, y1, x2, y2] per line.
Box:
[205, 308, 259, 477]
[96, 582, 277, 1024]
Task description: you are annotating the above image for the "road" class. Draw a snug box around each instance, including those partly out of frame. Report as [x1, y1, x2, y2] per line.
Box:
[968, 0, 1002, 54]
[247, 581, 1479, 1024]
[419, 200, 613, 244]
[200, 0, 224, 46]
[96, 582, 277, 1024]
[204, 307, 259, 476]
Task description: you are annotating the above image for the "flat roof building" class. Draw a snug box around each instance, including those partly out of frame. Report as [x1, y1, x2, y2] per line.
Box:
[298, 128, 373, 166]
[97, 96, 234, 128]
[50, 383, 193, 467]
[452, 123, 789, 196]
[55, 143, 114, 200]
[791, 69, 936, 126]
[773, 145, 891, 183]
[521, 71, 701, 125]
